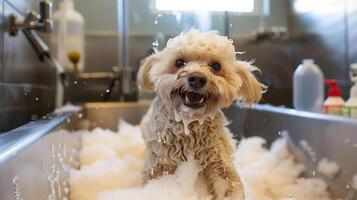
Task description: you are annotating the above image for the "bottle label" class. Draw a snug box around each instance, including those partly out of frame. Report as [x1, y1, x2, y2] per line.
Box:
[343, 106, 357, 118]
[323, 105, 344, 116]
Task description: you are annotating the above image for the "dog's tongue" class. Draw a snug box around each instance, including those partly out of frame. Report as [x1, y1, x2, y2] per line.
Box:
[185, 92, 204, 104]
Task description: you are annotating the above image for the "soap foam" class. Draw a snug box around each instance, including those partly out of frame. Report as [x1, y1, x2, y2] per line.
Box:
[70, 121, 333, 200]
[317, 158, 340, 178]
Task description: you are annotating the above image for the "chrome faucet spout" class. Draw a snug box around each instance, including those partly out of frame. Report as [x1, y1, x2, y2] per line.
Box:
[8, 0, 53, 36]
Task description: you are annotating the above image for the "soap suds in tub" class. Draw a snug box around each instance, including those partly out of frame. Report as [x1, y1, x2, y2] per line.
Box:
[317, 158, 340, 178]
[70, 121, 332, 200]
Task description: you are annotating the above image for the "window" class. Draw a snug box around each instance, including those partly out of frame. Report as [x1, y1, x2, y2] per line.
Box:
[155, 0, 254, 12]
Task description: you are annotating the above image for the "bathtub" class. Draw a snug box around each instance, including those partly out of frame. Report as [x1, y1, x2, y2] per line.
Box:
[0, 102, 356, 199]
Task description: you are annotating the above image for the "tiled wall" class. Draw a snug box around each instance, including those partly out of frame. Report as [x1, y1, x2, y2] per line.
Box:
[0, 0, 56, 132]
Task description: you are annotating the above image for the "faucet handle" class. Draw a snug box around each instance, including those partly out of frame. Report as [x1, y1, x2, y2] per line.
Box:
[39, 0, 53, 33]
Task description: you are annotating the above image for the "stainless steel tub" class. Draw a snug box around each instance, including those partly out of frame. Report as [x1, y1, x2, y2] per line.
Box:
[0, 102, 356, 199]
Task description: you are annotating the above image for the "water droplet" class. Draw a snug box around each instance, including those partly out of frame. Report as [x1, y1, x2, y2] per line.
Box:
[152, 40, 159, 47]
[229, 23, 232, 27]
[346, 184, 351, 189]
[73, 81, 78, 84]
[157, 136, 162, 143]
[106, 89, 110, 93]
[312, 171, 316, 176]
[35, 97, 39, 101]
[150, 168, 154, 176]
[31, 114, 38, 121]
[78, 113, 83, 118]
[154, 20, 158, 24]
[157, 14, 162, 17]
[288, 194, 293, 198]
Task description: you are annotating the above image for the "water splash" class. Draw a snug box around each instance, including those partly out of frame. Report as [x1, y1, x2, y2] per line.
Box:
[12, 176, 23, 200]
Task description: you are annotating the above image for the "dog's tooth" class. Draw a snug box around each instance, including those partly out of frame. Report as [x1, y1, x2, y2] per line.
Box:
[199, 98, 204, 104]
[185, 96, 190, 103]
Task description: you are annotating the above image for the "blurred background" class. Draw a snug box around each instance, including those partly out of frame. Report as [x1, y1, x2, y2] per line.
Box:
[0, 0, 355, 131]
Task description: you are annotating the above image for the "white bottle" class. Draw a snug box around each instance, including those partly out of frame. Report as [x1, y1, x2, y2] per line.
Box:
[323, 79, 345, 116]
[51, 0, 85, 72]
[293, 59, 324, 112]
[344, 77, 357, 118]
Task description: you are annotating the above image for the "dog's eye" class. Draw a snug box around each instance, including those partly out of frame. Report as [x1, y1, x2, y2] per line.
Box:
[210, 62, 221, 72]
[175, 59, 186, 68]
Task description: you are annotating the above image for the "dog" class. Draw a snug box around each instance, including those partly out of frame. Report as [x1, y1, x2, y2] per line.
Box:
[138, 29, 265, 200]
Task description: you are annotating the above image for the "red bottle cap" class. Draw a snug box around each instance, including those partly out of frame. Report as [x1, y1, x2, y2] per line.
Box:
[324, 79, 342, 97]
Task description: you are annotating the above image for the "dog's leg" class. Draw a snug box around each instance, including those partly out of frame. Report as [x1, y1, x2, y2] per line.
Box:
[201, 153, 245, 200]
[143, 162, 177, 182]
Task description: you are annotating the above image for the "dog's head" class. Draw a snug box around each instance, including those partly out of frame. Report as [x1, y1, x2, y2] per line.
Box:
[138, 29, 265, 116]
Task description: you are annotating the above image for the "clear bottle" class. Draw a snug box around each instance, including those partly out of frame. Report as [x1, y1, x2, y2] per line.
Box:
[51, 0, 85, 72]
[293, 59, 324, 112]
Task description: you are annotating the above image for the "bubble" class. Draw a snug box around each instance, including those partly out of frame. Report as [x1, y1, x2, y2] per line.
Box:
[154, 20, 158, 24]
[35, 97, 39, 101]
[106, 89, 110, 93]
[74, 81, 78, 84]
[288, 194, 294, 198]
[229, 23, 233, 27]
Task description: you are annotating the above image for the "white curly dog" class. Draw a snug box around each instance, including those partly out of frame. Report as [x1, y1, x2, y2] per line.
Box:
[138, 29, 265, 200]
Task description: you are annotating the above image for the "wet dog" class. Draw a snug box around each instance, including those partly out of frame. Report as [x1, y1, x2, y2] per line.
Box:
[138, 29, 265, 199]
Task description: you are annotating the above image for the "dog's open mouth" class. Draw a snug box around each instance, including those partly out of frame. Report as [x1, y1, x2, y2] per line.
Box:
[180, 91, 207, 108]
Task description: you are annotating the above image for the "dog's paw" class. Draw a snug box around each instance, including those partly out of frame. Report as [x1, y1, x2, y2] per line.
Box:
[212, 177, 245, 200]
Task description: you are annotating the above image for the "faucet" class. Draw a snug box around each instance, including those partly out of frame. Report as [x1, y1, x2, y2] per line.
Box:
[8, 0, 53, 61]
[8, 0, 53, 36]
[7, 0, 67, 86]
[7, 0, 68, 108]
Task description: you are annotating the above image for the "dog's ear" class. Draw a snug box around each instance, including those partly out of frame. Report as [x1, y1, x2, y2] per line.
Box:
[235, 61, 266, 105]
[137, 53, 158, 92]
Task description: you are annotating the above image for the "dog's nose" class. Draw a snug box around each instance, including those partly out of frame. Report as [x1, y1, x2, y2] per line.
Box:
[188, 72, 207, 89]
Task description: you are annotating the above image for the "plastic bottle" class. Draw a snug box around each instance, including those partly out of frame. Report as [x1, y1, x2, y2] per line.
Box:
[343, 64, 357, 118]
[293, 59, 324, 112]
[323, 79, 345, 116]
[51, 0, 85, 72]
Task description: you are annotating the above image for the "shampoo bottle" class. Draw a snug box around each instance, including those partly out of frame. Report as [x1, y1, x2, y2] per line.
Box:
[51, 0, 85, 72]
[324, 79, 345, 116]
[343, 76, 357, 118]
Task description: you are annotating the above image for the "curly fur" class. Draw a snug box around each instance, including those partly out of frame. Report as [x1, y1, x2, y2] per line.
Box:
[138, 29, 265, 200]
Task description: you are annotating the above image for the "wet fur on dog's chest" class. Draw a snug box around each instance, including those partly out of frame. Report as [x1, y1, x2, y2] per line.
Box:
[145, 98, 227, 167]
